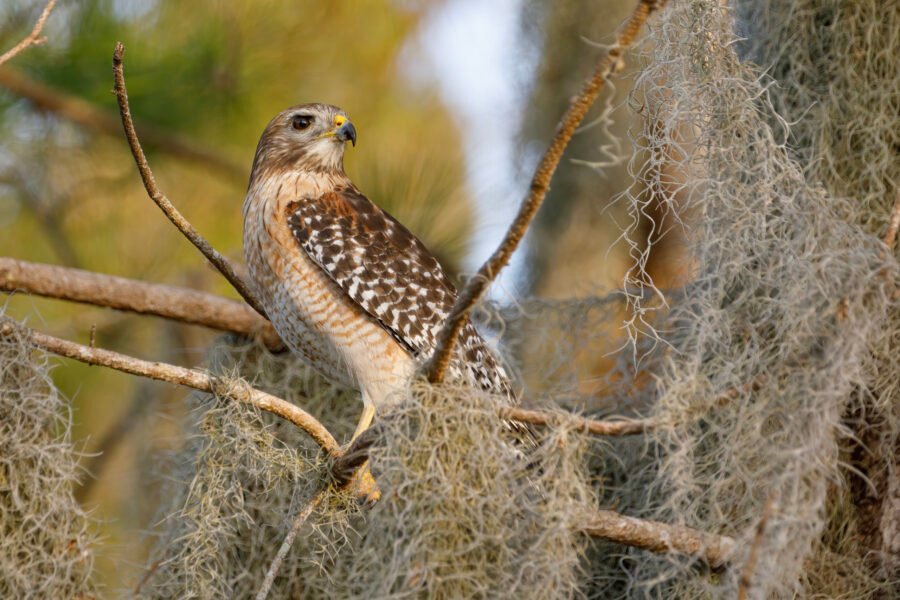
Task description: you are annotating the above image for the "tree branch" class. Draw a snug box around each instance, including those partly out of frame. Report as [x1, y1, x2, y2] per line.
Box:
[255, 489, 327, 600]
[0, 66, 244, 182]
[0, 257, 281, 350]
[111, 42, 268, 318]
[584, 509, 735, 569]
[1, 258, 653, 438]
[0, 0, 56, 67]
[424, 0, 667, 383]
[0, 318, 339, 455]
[736, 493, 777, 600]
[500, 406, 651, 436]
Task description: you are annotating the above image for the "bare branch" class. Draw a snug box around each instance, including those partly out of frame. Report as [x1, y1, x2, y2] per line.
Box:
[0, 318, 339, 455]
[0, 0, 57, 66]
[737, 493, 777, 600]
[0, 258, 654, 438]
[0, 66, 244, 182]
[255, 489, 326, 600]
[584, 509, 736, 569]
[0, 257, 282, 350]
[111, 42, 267, 318]
[424, 0, 667, 383]
[500, 406, 651, 436]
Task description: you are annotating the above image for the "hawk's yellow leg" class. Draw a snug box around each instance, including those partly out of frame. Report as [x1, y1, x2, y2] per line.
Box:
[351, 402, 376, 442]
[348, 403, 380, 502]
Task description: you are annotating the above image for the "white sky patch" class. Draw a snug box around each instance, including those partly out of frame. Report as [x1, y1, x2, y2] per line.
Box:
[400, 0, 538, 300]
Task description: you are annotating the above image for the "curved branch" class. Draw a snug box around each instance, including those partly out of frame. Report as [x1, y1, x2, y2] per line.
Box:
[424, 0, 666, 383]
[0, 257, 281, 349]
[0, 0, 57, 66]
[0, 318, 339, 456]
[111, 42, 268, 319]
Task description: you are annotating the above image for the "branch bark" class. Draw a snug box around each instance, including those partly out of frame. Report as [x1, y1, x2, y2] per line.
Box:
[0, 0, 57, 66]
[0, 257, 281, 350]
[1, 258, 652, 438]
[112, 42, 267, 318]
[424, 0, 667, 383]
[0, 318, 339, 456]
[584, 509, 735, 569]
[500, 406, 651, 436]
[0, 66, 244, 182]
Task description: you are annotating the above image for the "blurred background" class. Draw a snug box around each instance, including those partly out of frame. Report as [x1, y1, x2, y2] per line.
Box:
[0, 0, 666, 590]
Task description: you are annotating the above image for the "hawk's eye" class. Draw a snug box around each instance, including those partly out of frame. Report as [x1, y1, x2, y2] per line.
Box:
[291, 115, 313, 131]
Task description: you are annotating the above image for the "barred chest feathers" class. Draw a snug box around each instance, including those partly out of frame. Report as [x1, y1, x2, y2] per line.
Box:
[242, 171, 415, 403]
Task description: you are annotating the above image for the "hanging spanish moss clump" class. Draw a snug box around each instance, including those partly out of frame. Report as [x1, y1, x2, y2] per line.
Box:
[0, 316, 95, 598]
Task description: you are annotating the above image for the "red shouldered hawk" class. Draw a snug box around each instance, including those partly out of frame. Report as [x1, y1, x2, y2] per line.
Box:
[243, 103, 517, 442]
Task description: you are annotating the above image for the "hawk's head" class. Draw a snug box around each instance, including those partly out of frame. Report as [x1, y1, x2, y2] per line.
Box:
[250, 103, 356, 182]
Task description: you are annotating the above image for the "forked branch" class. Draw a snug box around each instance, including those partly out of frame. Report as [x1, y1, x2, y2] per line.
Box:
[0, 0, 57, 66]
[111, 42, 268, 318]
[424, 0, 667, 383]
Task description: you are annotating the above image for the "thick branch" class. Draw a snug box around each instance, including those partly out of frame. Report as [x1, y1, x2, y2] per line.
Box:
[0, 0, 56, 66]
[424, 0, 666, 383]
[0, 318, 339, 455]
[500, 406, 650, 436]
[584, 509, 735, 569]
[0, 257, 281, 350]
[0, 66, 243, 182]
[111, 43, 267, 318]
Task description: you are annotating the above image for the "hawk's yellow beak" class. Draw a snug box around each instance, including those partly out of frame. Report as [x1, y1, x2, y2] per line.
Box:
[334, 115, 357, 147]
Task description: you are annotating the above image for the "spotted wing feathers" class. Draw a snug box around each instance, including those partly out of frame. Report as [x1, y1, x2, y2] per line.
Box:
[286, 188, 514, 398]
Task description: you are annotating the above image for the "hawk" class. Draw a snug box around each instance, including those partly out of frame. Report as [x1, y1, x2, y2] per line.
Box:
[243, 103, 517, 442]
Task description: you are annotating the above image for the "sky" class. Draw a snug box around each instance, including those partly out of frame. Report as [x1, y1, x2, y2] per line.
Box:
[401, 0, 539, 299]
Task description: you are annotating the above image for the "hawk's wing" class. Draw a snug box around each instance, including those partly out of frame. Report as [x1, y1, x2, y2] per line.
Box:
[287, 187, 528, 438]
[287, 188, 455, 356]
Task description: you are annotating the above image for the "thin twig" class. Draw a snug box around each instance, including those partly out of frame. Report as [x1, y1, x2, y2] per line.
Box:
[255, 489, 326, 600]
[882, 191, 900, 252]
[0, 66, 244, 181]
[424, 0, 666, 383]
[111, 43, 268, 318]
[0, 318, 339, 455]
[500, 406, 651, 436]
[736, 493, 777, 600]
[0, 257, 281, 349]
[0, 0, 57, 66]
[584, 509, 735, 569]
[133, 559, 162, 595]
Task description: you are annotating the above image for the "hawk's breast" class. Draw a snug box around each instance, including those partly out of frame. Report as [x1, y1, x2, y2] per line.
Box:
[242, 172, 414, 400]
